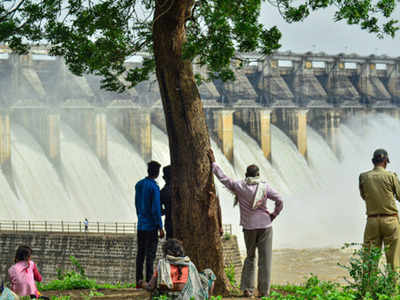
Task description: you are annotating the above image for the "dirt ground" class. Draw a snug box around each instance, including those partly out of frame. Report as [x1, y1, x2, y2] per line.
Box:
[271, 247, 353, 285]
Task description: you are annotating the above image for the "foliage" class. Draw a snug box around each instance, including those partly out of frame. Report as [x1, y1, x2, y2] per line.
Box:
[38, 256, 135, 291]
[0, 0, 397, 93]
[223, 233, 231, 241]
[270, 276, 355, 299]
[81, 289, 104, 300]
[339, 243, 399, 300]
[20, 297, 71, 300]
[95, 282, 136, 289]
[224, 264, 238, 289]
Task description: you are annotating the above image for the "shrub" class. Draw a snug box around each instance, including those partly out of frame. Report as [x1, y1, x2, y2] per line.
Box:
[339, 243, 399, 300]
[224, 264, 238, 288]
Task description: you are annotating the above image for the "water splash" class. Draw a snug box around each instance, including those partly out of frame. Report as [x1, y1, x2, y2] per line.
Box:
[233, 125, 289, 195]
[59, 122, 131, 222]
[11, 123, 75, 220]
[108, 124, 147, 220]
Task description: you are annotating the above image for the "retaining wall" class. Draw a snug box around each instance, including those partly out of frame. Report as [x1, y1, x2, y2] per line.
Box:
[0, 232, 242, 284]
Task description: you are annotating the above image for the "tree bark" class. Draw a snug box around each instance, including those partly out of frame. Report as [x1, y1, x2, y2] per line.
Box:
[152, 0, 230, 295]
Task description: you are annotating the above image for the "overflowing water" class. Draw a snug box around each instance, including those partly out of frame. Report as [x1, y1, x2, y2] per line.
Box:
[59, 122, 131, 222]
[2, 112, 400, 250]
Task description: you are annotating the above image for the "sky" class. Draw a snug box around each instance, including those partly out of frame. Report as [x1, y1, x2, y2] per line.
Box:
[259, 3, 400, 57]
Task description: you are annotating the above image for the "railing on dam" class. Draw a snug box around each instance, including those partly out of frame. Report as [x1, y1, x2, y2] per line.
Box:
[0, 220, 233, 235]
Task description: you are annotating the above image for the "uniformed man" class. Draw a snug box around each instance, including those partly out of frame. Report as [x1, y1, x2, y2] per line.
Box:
[359, 149, 400, 270]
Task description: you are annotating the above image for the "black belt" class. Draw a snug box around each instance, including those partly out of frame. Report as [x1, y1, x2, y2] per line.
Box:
[368, 213, 398, 218]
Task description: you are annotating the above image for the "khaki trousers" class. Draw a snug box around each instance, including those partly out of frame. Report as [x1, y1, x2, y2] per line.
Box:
[240, 227, 273, 296]
[364, 215, 400, 271]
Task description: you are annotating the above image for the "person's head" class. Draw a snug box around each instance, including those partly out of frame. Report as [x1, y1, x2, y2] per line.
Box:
[162, 239, 185, 258]
[245, 164, 260, 178]
[372, 149, 390, 168]
[163, 165, 171, 183]
[147, 161, 161, 179]
[15, 245, 32, 263]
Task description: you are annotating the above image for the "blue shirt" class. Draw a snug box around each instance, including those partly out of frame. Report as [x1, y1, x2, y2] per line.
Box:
[135, 177, 162, 231]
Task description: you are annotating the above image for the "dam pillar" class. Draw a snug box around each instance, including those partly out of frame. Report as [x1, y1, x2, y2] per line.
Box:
[151, 108, 167, 134]
[13, 105, 61, 166]
[274, 108, 308, 158]
[235, 109, 272, 161]
[92, 111, 107, 163]
[62, 103, 108, 166]
[0, 111, 11, 174]
[213, 110, 234, 163]
[129, 110, 152, 162]
[309, 109, 341, 154]
[108, 102, 152, 162]
[325, 110, 341, 154]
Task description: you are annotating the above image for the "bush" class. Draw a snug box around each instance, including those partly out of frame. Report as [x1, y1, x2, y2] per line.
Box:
[38, 256, 135, 291]
[339, 243, 399, 300]
[224, 264, 238, 288]
[223, 233, 231, 241]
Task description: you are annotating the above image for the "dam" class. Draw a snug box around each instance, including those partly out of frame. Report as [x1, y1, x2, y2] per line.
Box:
[1, 46, 400, 248]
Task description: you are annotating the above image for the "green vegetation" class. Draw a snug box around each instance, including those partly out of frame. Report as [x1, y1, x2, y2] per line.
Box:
[37, 256, 135, 291]
[224, 264, 237, 287]
[20, 297, 71, 300]
[223, 233, 231, 241]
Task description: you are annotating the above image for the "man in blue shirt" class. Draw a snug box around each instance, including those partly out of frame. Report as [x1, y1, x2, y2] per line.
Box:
[135, 160, 164, 286]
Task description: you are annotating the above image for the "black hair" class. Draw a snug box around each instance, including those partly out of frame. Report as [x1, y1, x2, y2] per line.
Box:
[372, 157, 385, 165]
[163, 165, 171, 182]
[245, 164, 259, 178]
[162, 239, 185, 257]
[147, 161, 161, 178]
[162, 239, 185, 280]
[15, 245, 32, 263]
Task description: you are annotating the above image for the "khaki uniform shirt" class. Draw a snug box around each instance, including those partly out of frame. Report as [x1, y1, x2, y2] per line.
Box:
[359, 166, 400, 216]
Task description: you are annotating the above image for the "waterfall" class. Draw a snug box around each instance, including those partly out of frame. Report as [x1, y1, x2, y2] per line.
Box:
[233, 125, 289, 195]
[151, 125, 170, 171]
[271, 125, 318, 191]
[59, 122, 131, 222]
[307, 126, 339, 184]
[0, 172, 25, 220]
[11, 123, 75, 220]
[107, 124, 147, 220]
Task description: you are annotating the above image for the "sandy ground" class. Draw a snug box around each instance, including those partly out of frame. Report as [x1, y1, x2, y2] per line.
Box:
[271, 247, 353, 285]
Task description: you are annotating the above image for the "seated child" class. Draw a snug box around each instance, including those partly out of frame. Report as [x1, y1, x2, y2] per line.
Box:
[140, 239, 216, 300]
[8, 245, 48, 299]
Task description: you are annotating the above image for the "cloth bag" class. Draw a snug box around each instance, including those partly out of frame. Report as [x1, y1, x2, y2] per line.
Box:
[0, 288, 19, 300]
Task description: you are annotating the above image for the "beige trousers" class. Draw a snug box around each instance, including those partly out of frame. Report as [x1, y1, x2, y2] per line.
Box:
[364, 215, 400, 271]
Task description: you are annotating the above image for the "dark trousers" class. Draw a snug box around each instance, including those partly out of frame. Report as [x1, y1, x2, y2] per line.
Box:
[136, 229, 158, 283]
[165, 224, 173, 240]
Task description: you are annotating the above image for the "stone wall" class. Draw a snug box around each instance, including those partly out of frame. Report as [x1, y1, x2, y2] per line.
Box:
[0, 232, 242, 284]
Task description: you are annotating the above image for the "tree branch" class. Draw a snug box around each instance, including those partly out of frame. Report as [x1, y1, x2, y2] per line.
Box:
[1, 0, 26, 19]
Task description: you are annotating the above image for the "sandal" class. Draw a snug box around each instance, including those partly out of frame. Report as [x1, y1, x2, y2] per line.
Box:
[243, 289, 254, 297]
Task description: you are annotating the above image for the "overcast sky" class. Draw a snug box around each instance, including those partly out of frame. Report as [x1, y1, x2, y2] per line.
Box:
[259, 4, 400, 57]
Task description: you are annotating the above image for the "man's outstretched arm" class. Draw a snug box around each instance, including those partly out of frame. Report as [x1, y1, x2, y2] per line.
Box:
[207, 149, 239, 193]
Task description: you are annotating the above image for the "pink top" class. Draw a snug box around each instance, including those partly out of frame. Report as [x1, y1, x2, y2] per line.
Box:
[212, 162, 283, 230]
[8, 260, 42, 297]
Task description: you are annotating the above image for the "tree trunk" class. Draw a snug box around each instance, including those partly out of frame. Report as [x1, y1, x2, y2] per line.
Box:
[153, 0, 230, 295]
